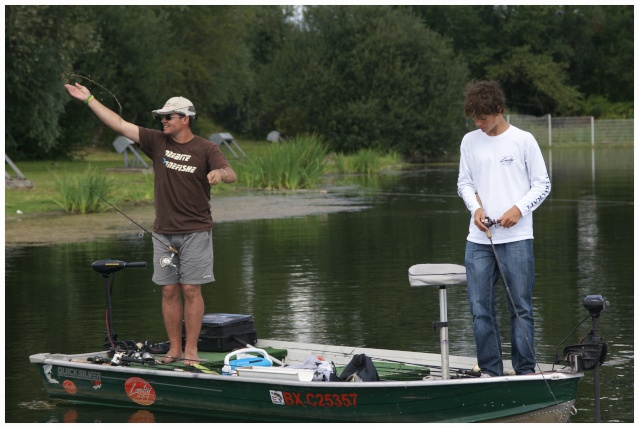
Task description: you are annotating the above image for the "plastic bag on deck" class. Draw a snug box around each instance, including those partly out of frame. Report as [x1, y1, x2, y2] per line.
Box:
[338, 354, 380, 382]
[289, 355, 336, 381]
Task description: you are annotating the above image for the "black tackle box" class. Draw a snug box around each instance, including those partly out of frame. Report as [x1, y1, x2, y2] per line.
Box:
[183, 313, 257, 352]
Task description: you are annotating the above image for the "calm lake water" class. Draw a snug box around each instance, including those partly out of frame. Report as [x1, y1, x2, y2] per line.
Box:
[5, 146, 634, 423]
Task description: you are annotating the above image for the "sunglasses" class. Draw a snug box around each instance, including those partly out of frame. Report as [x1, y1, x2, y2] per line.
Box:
[158, 114, 185, 121]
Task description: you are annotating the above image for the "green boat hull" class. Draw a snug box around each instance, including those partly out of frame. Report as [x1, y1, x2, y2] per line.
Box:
[31, 348, 581, 423]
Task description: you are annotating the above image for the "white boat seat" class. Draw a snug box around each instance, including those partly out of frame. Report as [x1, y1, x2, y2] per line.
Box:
[408, 264, 466, 287]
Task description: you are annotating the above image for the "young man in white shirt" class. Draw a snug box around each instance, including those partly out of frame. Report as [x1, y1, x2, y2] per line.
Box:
[457, 80, 551, 377]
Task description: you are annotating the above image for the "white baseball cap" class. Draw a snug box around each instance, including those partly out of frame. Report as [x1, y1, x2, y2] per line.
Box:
[152, 96, 196, 117]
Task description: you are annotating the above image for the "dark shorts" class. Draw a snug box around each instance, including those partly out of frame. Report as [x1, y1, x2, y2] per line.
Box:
[151, 231, 214, 285]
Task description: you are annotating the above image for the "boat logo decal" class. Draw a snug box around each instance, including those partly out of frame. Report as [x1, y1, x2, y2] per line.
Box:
[270, 390, 285, 405]
[270, 390, 358, 407]
[125, 377, 156, 406]
[62, 380, 78, 395]
[57, 367, 101, 382]
[43, 365, 59, 384]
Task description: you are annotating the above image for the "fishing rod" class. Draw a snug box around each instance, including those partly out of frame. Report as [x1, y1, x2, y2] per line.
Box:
[85, 185, 178, 255]
[476, 194, 558, 403]
[103, 350, 218, 373]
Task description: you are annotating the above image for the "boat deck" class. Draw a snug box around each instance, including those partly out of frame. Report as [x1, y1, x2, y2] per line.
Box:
[39, 345, 434, 381]
[36, 339, 566, 382]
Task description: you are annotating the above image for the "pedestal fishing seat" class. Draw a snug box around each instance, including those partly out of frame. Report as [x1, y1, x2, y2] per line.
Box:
[408, 264, 466, 380]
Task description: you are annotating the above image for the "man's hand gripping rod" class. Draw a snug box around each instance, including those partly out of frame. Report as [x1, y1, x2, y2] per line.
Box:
[475, 194, 498, 238]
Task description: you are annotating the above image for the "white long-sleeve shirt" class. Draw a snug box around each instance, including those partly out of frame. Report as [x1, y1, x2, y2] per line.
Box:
[457, 124, 551, 244]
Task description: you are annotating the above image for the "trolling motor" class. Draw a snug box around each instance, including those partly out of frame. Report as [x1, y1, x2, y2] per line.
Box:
[563, 295, 608, 371]
[563, 294, 609, 423]
[91, 259, 147, 356]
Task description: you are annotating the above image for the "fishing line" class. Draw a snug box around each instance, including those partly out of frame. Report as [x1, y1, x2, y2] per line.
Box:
[476, 194, 558, 403]
[64, 72, 123, 116]
[85, 185, 178, 255]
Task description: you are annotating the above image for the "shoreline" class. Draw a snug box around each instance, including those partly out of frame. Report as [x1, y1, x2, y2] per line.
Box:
[5, 193, 368, 248]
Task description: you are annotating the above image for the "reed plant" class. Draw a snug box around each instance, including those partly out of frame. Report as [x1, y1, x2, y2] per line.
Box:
[52, 166, 113, 214]
[351, 148, 381, 174]
[333, 153, 349, 174]
[237, 134, 328, 190]
[117, 172, 154, 204]
[328, 149, 401, 175]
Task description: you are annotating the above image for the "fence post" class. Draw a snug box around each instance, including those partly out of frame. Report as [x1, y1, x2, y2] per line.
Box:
[591, 116, 595, 147]
[548, 114, 552, 147]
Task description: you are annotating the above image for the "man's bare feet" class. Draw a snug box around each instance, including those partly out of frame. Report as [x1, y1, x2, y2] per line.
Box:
[161, 347, 183, 364]
[183, 350, 201, 366]
[161, 354, 181, 364]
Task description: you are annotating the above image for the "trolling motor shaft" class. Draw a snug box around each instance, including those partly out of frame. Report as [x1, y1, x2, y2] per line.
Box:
[92, 259, 146, 353]
[562, 295, 608, 423]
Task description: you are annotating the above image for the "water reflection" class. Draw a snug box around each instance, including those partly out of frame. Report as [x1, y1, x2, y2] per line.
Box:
[577, 197, 601, 292]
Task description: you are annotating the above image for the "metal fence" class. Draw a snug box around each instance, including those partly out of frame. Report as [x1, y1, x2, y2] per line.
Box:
[506, 114, 633, 147]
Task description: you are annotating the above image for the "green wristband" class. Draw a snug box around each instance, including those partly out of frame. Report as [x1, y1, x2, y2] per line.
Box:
[84, 95, 95, 105]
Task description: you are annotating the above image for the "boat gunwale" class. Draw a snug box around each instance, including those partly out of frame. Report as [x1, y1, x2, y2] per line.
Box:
[29, 350, 583, 388]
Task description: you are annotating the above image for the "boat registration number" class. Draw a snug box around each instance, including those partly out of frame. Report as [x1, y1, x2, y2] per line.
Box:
[271, 390, 358, 407]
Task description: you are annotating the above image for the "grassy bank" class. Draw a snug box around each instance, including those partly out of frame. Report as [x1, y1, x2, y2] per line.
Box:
[5, 138, 405, 218]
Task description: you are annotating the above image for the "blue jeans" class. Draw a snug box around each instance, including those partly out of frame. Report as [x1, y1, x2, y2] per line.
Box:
[465, 240, 536, 376]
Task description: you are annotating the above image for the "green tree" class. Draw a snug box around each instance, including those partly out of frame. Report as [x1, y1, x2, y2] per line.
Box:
[255, 6, 468, 160]
[5, 6, 101, 159]
[231, 6, 297, 134]
[570, 6, 633, 106]
[7, 6, 256, 159]
[63, 6, 255, 147]
[411, 5, 633, 116]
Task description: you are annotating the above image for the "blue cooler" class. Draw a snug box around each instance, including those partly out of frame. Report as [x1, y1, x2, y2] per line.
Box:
[222, 348, 273, 375]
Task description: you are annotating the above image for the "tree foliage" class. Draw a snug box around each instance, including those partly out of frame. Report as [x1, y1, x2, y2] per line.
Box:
[4, 5, 633, 161]
[5, 6, 101, 158]
[411, 5, 633, 116]
[253, 6, 468, 158]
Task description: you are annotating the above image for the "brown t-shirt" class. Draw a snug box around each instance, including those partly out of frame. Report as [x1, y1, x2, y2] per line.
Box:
[137, 128, 231, 233]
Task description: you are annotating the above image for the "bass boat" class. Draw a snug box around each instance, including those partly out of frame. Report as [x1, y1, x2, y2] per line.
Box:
[30, 260, 608, 423]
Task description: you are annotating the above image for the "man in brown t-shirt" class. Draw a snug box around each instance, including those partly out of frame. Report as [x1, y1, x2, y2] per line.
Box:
[64, 83, 236, 365]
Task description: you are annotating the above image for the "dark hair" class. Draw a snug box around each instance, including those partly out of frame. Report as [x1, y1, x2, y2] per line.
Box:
[464, 80, 506, 118]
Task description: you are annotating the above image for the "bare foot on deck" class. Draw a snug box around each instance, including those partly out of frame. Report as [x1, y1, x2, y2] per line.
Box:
[161, 355, 181, 364]
[183, 349, 201, 366]
[161, 347, 183, 364]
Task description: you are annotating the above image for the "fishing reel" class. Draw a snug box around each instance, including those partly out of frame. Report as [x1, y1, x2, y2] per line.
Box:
[482, 217, 499, 228]
[108, 349, 157, 367]
[160, 253, 178, 269]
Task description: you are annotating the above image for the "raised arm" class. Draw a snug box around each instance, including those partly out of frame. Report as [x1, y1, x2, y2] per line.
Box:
[64, 82, 140, 143]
